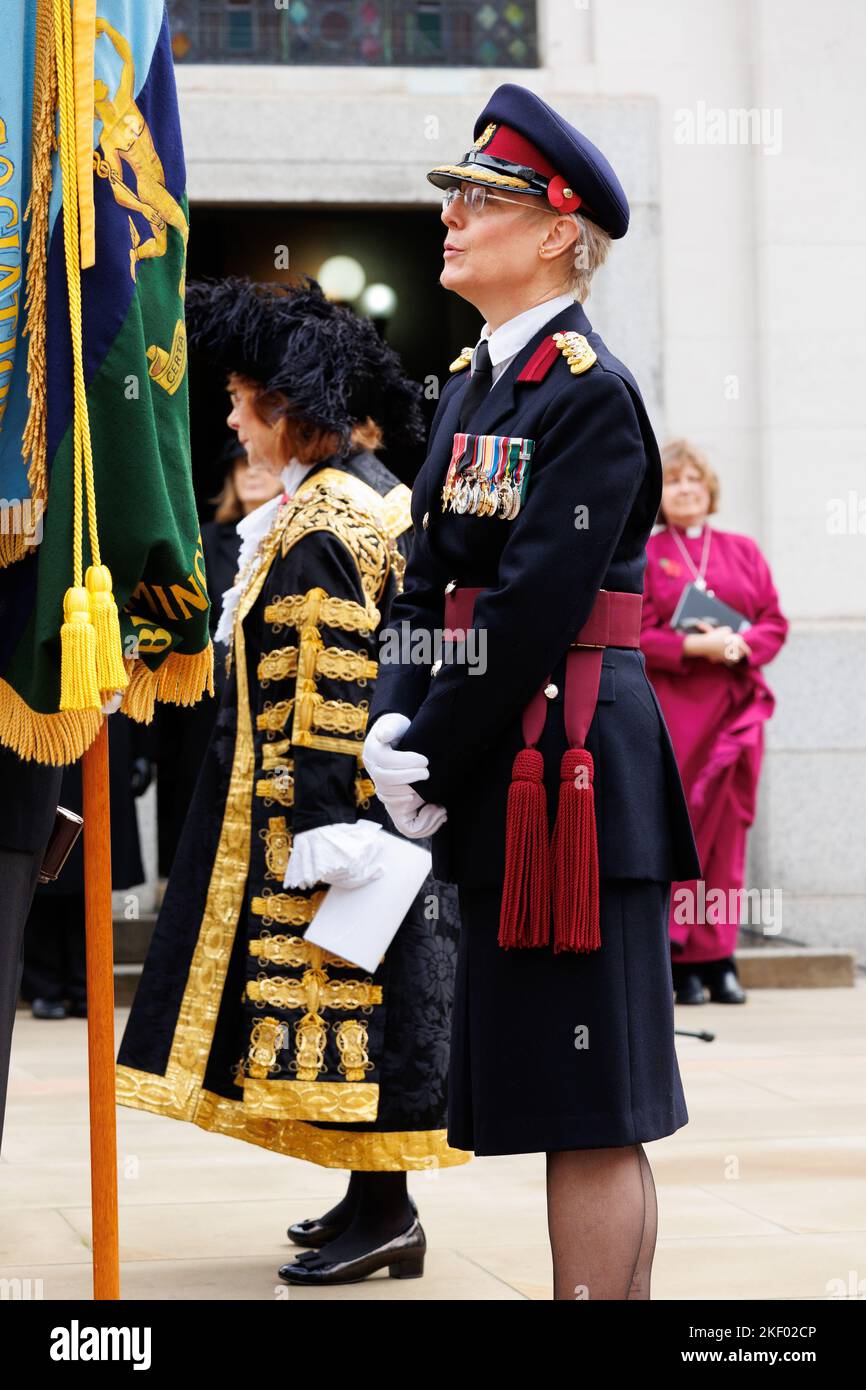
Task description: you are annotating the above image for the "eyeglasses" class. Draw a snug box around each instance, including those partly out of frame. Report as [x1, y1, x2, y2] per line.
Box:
[441, 184, 561, 217]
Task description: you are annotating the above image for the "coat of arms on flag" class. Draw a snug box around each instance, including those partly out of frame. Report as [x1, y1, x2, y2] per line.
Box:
[0, 0, 212, 764]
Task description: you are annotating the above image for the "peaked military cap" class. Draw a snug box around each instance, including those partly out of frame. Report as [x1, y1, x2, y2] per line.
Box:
[428, 82, 630, 239]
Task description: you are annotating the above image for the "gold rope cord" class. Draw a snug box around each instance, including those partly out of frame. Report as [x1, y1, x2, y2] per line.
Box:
[54, 0, 127, 707]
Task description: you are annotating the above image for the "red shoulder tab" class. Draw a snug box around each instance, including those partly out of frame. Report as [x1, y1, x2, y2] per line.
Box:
[517, 335, 560, 383]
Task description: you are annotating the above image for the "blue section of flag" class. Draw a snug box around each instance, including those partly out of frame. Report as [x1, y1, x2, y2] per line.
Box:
[0, 0, 37, 497]
[1, 1, 178, 506]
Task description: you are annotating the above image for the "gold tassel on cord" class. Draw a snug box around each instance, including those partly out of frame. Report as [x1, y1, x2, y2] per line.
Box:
[59, 585, 100, 710]
[53, 0, 121, 709]
[87, 563, 129, 694]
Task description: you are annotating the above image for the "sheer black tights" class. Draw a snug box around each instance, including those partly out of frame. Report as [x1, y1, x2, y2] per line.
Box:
[546, 1141, 658, 1300]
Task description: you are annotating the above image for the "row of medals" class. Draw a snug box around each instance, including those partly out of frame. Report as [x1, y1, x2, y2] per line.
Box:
[442, 330, 594, 520]
[442, 345, 522, 519]
[444, 467, 523, 520]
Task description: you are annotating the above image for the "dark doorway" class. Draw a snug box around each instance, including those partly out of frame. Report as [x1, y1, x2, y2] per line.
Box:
[186, 203, 480, 512]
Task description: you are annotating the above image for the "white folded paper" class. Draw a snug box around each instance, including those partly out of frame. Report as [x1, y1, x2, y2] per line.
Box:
[303, 831, 432, 972]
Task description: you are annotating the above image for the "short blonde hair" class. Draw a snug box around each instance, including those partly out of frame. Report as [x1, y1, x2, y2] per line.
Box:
[567, 212, 612, 302]
[660, 438, 720, 515]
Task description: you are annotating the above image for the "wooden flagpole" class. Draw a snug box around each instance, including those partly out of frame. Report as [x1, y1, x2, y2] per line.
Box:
[81, 720, 120, 1299]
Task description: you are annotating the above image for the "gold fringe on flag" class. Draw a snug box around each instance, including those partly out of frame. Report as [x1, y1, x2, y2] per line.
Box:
[0, 644, 215, 767]
[0, 675, 102, 765]
[120, 646, 215, 725]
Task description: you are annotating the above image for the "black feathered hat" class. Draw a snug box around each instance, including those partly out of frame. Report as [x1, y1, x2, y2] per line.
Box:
[184, 274, 425, 451]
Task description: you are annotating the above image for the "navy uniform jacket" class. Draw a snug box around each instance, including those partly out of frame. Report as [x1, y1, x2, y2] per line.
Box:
[368, 299, 701, 890]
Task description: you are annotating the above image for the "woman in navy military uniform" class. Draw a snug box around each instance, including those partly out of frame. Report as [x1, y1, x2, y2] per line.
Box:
[364, 84, 702, 1300]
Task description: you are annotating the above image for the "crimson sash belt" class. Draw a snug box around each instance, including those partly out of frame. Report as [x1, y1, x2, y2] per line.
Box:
[442, 586, 643, 954]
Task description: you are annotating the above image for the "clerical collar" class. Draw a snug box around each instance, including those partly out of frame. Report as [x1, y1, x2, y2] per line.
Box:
[669, 522, 706, 538]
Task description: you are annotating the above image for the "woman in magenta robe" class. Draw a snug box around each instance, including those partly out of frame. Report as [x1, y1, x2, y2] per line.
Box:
[640, 440, 788, 1004]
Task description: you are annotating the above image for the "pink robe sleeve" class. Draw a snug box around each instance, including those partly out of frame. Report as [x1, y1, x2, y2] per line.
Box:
[742, 540, 789, 668]
[640, 561, 691, 674]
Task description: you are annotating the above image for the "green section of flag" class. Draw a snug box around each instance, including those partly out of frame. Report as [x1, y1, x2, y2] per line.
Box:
[5, 191, 209, 717]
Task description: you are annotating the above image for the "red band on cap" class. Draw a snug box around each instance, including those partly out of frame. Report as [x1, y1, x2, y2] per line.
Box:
[485, 123, 559, 181]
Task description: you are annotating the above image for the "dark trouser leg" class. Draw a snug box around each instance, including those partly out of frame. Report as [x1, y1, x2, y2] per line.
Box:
[20, 895, 66, 1003]
[0, 851, 52, 1151]
[0, 762, 62, 1152]
[63, 893, 88, 1010]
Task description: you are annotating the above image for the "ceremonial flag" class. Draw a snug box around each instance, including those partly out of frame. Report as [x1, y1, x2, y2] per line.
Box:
[0, 0, 212, 764]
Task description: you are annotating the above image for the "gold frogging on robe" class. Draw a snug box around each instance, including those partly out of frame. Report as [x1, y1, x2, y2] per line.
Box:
[255, 771, 294, 808]
[245, 935, 382, 1115]
[115, 465, 469, 1165]
[336, 1019, 375, 1081]
[257, 700, 294, 736]
[260, 816, 291, 881]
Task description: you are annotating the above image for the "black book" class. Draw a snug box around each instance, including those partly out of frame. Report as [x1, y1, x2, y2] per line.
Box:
[669, 581, 751, 633]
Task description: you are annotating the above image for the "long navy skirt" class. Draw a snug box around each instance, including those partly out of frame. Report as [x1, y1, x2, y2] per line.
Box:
[447, 878, 688, 1155]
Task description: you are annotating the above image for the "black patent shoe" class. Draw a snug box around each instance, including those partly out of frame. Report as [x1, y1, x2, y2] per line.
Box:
[287, 1193, 418, 1248]
[31, 998, 67, 1020]
[675, 973, 706, 1005]
[278, 1217, 426, 1285]
[708, 968, 747, 1004]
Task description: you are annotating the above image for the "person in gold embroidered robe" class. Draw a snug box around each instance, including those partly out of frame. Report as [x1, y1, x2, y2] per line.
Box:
[116, 277, 469, 1288]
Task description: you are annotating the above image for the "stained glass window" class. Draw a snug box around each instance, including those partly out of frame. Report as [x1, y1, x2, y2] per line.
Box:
[167, 0, 538, 67]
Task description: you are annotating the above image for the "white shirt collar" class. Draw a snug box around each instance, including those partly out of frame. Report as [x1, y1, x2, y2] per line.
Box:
[282, 457, 315, 498]
[475, 291, 576, 381]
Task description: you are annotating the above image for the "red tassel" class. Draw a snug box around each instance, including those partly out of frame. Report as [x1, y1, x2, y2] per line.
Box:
[552, 748, 600, 953]
[498, 747, 551, 948]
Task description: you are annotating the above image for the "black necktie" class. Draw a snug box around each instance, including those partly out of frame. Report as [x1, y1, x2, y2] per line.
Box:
[457, 339, 493, 431]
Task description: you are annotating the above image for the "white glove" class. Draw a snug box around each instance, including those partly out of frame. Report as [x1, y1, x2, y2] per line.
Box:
[284, 823, 385, 891]
[101, 691, 123, 715]
[384, 788, 448, 839]
[362, 713, 447, 836]
[362, 713, 430, 792]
